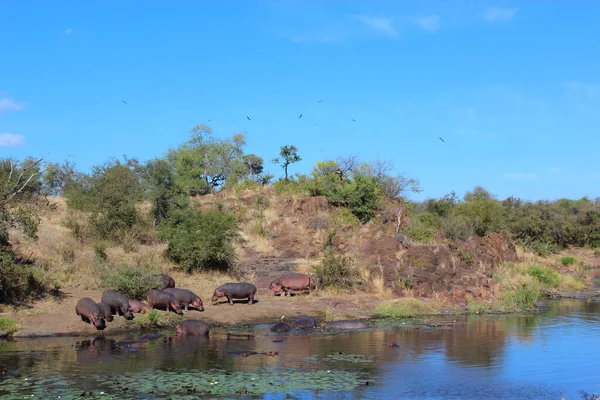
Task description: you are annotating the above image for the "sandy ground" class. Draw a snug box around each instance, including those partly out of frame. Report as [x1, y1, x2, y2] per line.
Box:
[0, 286, 384, 337]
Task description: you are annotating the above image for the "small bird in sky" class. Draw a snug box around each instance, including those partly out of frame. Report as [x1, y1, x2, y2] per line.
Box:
[197, 92, 203, 95]
[207, 118, 211, 122]
[298, 114, 302, 118]
[244, 130, 248, 134]
[122, 100, 127, 104]
[317, 100, 323, 103]
[352, 118, 356, 122]
[439, 137, 445, 142]
[313, 124, 318, 127]
[246, 116, 252, 121]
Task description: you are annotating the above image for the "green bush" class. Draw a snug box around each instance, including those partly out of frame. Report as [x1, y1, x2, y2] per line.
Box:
[0, 317, 18, 334]
[402, 213, 440, 243]
[0, 250, 53, 304]
[441, 213, 474, 241]
[502, 278, 541, 310]
[329, 207, 360, 228]
[159, 207, 238, 272]
[99, 263, 162, 300]
[527, 265, 561, 287]
[312, 251, 363, 290]
[594, 248, 600, 256]
[561, 256, 577, 266]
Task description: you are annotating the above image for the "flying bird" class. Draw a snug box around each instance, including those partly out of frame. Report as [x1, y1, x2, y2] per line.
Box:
[352, 119, 356, 122]
[246, 116, 252, 121]
[122, 100, 127, 104]
[298, 114, 302, 118]
[313, 124, 318, 127]
[197, 92, 203, 95]
[317, 100, 323, 103]
[439, 137, 445, 142]
[207, 118, 211, 122]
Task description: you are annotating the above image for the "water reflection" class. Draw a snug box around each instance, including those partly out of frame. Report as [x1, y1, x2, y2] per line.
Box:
[0, 299, 599, 399]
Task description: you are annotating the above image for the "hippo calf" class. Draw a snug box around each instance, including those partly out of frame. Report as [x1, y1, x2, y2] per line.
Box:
[271, 322, 292, 332]
[75, 298, 106, 330]
[101, 290, 134, 320]
[319, 320, 369, 330]
[292, 317, 316, 329]
[212, 282, 257, 305]
[96, 301, 114, 322]
[163, 288, 204, 311]
[176, 320, 209, 336]
[269, 273, 315, 296]
[147, 289, 183, 315]
[129, 299, 152, 314]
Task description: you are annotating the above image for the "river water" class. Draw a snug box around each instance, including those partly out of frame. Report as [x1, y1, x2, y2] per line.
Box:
[0, 299, 599, 399]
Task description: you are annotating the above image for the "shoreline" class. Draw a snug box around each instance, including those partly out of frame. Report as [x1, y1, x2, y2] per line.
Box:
[2, 288, 598, 340]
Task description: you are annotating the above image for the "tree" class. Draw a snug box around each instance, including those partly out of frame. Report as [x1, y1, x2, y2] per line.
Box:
[171, 129, 249, 195]
[357, 159, 421, 199]
[141, 157, 186, 226]
[273, 145, 301, 181]
[0, 157, 45, 241]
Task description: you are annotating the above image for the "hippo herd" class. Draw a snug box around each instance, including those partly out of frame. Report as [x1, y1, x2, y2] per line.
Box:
[75, 272, 367, 337]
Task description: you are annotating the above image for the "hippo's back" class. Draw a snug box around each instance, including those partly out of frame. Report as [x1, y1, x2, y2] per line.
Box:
[223, 282, 256, 295]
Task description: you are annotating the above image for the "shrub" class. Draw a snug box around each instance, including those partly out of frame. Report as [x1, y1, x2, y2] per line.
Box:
[402, 213, 440, 243]
[441, 214, 474, 241]
[312, 251, 363, 291]
[159, 207, 238, 272]
[0, 250, 53, 304]
[0, 317, 18, 334]
[561, 256, 577, 266]
[595, 248, 600, 256]
[329, 207, 360, 228]
[527, 265, 561, 287]
[501, 275, 541, 310]
[373, 298, 438, 318]
[99, 263, 162, 300]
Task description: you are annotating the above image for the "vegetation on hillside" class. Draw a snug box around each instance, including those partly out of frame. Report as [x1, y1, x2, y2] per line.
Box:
[1, 123, 597, 305]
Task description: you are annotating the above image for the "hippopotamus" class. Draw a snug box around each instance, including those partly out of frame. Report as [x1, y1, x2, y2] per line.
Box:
[163, 288, 204, 311]
[176, 320, 210, 336]
[101, 290, 134, 320]
[153, 273, 175, 290]
[211, 282, 257, 305]
[292, 317, 316, 329]
[271, 322, 292, 332]
[269, 273, 315, 296]
[319, 320, 369, 330]
[129, 299, 152, 314]
[146, 289, 183, 315]
[96, 301, 114, 322]
[75, 298, 106, 330]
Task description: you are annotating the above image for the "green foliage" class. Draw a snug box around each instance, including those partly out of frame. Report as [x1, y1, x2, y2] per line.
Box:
[527, 265, 561, 287]
[312, 251, 363, 290]
[273, 145, 301, 181]
[465, 295, 492, 314]
[0, 317, 18, 334]
[594, 248, 600, 256]
[99, 263, 162, 300]
[329, 207, 361, 227]
[502, 278, 541, 311]
[561, 256, 577, 266]
[402, 213, 441, 243]
[0, 250, 53, 304]
[454, 188, 505, 237]
[373, 298, 438, 317]
[63, 158, 144, 243]
[273, 174, 311, 196]
[142, 157, 187, 226]
[159, 207, 238, 272]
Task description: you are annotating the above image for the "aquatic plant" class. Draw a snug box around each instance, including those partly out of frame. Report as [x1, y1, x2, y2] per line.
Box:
[0, 317, 18, 335]
[0, 368, 369, 398]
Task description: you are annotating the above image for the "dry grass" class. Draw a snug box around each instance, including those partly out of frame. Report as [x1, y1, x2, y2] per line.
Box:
[373, 298, 441, 317]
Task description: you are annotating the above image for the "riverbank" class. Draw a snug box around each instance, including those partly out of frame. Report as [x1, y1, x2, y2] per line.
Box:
[2, 284, 599, 338]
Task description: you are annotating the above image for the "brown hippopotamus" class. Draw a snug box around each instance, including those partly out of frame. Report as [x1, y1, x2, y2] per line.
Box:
[271, 322, 292, 332]
[163, 288, 204, 311]
[75, 298, 106, 330]
[176, 320, 210, 336]
[152, 273, 175, 290]
[129, 299, 152, 314]
[319, 320, 369, 330]
[147, 289, 183, 315]
[96, 301, 114, 322]
[269, 273, 315, 296]
[212, 282, 257, 305]
[101, 290, 134, 320]
[292, 317, 316, 329]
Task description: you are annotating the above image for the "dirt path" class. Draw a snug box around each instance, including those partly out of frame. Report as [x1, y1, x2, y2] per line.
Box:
[1, 287, 383, 337]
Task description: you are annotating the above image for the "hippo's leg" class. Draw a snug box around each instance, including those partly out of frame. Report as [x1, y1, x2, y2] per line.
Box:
[248, 295, 254, 305]
[184, 304, 189, 312]
[227, 296, 233, 305]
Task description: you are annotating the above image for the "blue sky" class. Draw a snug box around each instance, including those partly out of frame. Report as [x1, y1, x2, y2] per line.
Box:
[1, 1, 598, 201]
